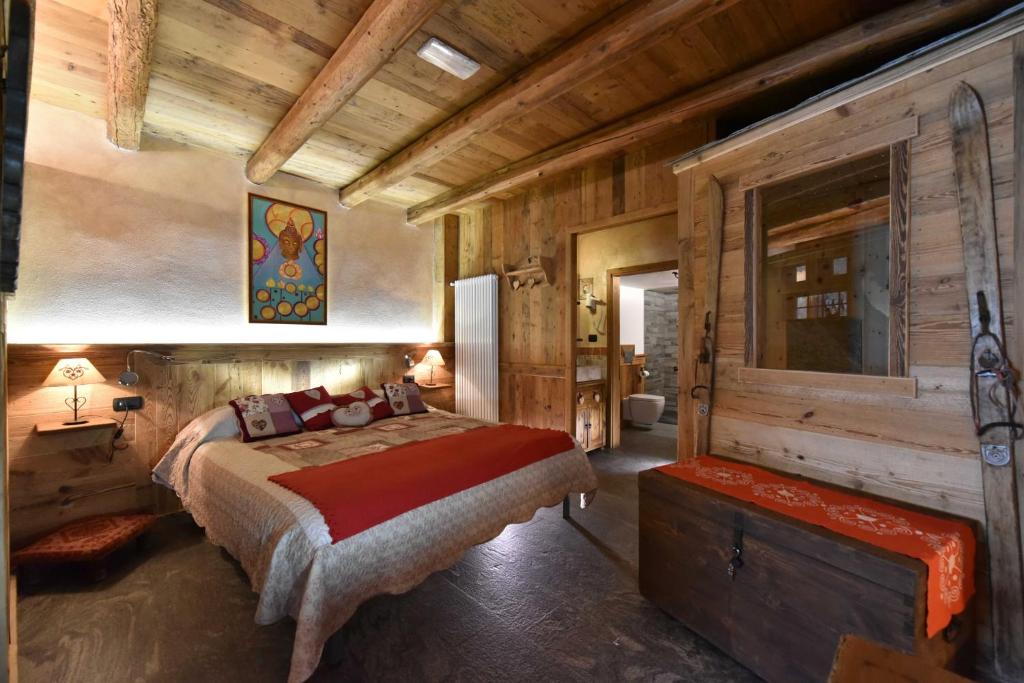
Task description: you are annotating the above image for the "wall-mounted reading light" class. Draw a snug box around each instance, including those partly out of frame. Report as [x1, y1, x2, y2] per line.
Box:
[403, 353, 416, 368]
[416, 37, 480, 80]
[118, 349, 176, 386]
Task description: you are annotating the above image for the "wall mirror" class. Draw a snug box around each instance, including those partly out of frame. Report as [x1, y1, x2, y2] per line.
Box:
[745, 142, 909, 378]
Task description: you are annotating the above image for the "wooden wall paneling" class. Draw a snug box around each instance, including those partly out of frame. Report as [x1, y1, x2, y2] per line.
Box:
[890, 139, 912, 377]
[432, 214, 459, 342]
[677, 168, 696, 460]
[742, 189, 762, 367]
[6, 343, 453, 543]
[566, 229, 578, 435]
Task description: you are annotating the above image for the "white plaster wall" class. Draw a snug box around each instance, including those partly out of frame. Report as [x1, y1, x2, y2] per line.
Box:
[9, 102, 435, 344]
[619, 285, 645, 355]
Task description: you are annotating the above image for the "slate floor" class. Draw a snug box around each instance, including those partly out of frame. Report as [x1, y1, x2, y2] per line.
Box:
[17, 426, 759, 683]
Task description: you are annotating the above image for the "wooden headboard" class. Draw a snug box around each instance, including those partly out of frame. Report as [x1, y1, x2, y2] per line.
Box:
[7, 342, 454, 544]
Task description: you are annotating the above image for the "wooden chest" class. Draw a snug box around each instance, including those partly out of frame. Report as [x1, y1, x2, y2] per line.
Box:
[638, 468, 974, 683]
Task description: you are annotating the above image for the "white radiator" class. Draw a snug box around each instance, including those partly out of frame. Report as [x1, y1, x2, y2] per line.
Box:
[454, 274, 499, 422]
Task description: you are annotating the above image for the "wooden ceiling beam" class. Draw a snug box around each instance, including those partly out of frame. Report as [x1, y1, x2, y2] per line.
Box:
[106, 0, 158, 150]
[339, 0, 741, 208]
[406, 0, 1005, 224]
[245, 0, 444, 185]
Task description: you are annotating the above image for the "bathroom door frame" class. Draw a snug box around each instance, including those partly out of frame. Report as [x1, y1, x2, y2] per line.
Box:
[606, 260, 678, 448]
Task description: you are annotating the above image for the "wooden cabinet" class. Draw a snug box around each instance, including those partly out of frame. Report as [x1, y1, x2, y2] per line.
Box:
[639, 468, 975, 683]
[575, 381, 605, 451]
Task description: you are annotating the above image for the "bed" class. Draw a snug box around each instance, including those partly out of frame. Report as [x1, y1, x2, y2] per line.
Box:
[152, 405, 599, 683]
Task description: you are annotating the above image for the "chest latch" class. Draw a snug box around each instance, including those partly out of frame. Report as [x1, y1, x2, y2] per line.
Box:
[727, 514, 745, 580]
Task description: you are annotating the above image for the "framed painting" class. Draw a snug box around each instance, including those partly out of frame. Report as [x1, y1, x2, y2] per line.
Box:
[248, 193, 327, 325]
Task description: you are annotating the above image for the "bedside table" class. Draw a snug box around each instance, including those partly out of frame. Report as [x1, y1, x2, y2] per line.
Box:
[419, 383, 455, 412]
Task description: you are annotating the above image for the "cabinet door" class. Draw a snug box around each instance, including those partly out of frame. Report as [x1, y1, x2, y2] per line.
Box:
[588, 390, 605, 449]
[575, 398, 589, 447]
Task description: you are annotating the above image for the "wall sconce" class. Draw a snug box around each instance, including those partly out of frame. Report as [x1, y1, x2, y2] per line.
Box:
[403, 353, 416, 369]
[118, 349, 176, 386]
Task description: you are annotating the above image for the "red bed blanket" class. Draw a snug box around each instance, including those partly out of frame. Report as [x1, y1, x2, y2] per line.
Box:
[269, 424, 574, 543]
[657, 456, 975, 637]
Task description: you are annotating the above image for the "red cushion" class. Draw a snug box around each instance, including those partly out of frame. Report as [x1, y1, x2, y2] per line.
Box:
[285, 386, 335, 430]
[13, 514, 156, 566]
[333, 385, 394, 421]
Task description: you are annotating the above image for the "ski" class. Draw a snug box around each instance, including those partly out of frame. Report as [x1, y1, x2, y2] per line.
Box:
[693, 175, 725, 455]
[950, 80, 1024, 680]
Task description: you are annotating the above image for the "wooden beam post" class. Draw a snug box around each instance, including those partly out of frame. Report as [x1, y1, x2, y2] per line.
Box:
[245, 0, 444, 184]
[339, 0, 739, 208]
[432, 214, 459, 343]
[106, 0, 158, 150]
[406, 0, 1005, 223]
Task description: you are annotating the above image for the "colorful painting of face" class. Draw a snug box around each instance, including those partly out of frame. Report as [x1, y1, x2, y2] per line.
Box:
[248, 193, 327, 325]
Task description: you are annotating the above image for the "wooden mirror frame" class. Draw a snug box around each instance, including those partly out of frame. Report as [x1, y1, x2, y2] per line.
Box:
[742, 139, 911, 383]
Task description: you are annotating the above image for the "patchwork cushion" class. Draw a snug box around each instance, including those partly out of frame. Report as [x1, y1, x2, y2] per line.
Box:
[331, 402, 372, 428]
[13, 514, 156, 566]
[382, 383, 428, 416]
[334, 386, 394, 421]
[230, 392, 302, 442]
[285, 386, 336, 430]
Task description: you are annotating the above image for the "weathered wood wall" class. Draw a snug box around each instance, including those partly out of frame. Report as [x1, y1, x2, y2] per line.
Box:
[678, 39, 1021, 524]
[7, 343, 452, 544]
[453, 124, 711, 431]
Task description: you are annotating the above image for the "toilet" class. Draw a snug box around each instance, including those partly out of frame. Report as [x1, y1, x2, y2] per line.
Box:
[621, 394, 665, 427]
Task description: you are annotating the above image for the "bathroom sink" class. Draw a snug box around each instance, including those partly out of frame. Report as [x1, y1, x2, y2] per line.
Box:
[576, 365, 602, 382]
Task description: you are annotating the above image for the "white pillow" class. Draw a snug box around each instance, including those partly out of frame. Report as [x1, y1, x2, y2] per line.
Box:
[331, 402, 372, 427]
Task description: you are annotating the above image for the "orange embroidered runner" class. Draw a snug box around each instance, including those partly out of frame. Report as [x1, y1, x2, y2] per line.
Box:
[657, 456, 974, 637]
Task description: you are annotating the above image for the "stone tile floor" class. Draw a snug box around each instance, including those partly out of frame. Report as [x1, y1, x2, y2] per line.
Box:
[18, 427, 758, 682]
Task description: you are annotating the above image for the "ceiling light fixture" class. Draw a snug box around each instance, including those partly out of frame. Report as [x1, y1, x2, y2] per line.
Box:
[417, 37, 480, 80]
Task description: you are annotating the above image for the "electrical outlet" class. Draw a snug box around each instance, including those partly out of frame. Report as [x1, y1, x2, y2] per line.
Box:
[113, 396, 144, 411]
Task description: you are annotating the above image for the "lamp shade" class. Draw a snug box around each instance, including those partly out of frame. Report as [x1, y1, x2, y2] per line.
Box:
[422, 349, 445, 367]
[43, 358, 106, 387]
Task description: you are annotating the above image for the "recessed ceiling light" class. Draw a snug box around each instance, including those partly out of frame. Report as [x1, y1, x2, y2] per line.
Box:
[416, 37, 480, 80]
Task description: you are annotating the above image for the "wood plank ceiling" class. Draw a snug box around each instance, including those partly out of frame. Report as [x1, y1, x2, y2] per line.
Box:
[31, 0, 996, 210]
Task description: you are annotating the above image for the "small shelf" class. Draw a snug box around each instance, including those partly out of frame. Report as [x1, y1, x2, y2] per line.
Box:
[419, 383, 453, 390]
[736, 367, 917, 398]
[503, 255, 552, 290]
[35, 417, 118, 434]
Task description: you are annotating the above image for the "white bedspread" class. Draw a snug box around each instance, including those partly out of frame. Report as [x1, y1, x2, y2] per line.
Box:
[153, 408, 599, 682]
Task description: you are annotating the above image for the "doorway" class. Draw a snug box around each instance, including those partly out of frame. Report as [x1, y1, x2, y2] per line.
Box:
[607, 262, 678, 448]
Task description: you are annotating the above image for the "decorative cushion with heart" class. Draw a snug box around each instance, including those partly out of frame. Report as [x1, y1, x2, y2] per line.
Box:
[382, 383, 428, 416]
[331, 402, 373, 428]
[284, 386, 336, 431]
[229, 393, 302, 442]
[333, 386, 394, 422]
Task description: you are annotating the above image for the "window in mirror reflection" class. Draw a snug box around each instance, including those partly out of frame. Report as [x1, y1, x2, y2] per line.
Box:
[759, 149, 891, 375]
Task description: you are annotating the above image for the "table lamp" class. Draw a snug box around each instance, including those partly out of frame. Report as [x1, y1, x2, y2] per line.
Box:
[43, 358, 106, 425]
[421, 349, 445, 386]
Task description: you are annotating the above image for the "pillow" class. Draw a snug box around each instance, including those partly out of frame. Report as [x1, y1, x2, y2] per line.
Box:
[331, 402, 372, 428]
[284, 386, 336, 430]
[382, 383, 428, 416]
[229, 393, 302, 443]
[334, 386, 394, 421]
